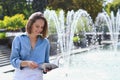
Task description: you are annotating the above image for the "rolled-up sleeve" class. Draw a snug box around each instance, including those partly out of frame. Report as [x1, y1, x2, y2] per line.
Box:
[10, 36, 22, 69]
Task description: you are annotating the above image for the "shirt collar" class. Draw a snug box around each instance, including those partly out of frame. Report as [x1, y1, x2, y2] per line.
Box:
[21, 32, 29, 37]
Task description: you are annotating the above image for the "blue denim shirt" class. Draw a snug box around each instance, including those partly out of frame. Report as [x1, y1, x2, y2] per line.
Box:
[10, 33, 50, 69]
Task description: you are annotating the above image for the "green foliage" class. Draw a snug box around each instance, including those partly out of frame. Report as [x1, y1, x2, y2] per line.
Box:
[75, 16, 92, 34]
[3, 14, 27, 31]
[0, 0, 31, 18]
[0, 20, 5, 29]
[105, 0, 120, 15]
[0, 0, 48, 19]
[32, 0, 48, 13]
[48, 19, 57, 34]
[0, 32, 6, 39]
[0, 6, 3, 14]
[48, 0, 103, 21]
[73, 36, 80, 42]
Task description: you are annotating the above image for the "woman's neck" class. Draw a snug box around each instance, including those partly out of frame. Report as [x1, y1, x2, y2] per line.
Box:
[28, 34, 38, 49]
[29, 33, 37, 38]
[28, 34, 38, 41]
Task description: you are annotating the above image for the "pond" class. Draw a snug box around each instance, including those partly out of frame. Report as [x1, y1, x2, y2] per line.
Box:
[44, 45, 120, 80]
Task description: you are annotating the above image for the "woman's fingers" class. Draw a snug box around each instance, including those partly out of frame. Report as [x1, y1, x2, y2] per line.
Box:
[27, 61, 38, 69]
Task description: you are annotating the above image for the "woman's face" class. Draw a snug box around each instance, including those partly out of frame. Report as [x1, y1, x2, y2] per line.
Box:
[31, 19, 45, 36]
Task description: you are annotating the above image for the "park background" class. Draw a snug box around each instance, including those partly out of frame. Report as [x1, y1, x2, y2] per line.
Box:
[0, 0, 120, 80]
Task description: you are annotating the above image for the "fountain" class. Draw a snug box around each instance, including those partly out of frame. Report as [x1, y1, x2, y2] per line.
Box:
[43, 9, 120, 80]
[95, 10, 120, 51]
[44, 9, 95, 66]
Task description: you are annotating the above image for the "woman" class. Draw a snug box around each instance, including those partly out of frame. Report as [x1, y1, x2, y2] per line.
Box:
[10, 12, 50, 80]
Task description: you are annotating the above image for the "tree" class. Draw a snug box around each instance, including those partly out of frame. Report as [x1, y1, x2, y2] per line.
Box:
[0, 0, 49, 19]
[73, 0, 103, 21]
[32, 0, 48, 13]
[48, 0, 73, 11]
[105, 0, 120, 15]
[0, 0, 31, 19]
[48, 0, 103, 21]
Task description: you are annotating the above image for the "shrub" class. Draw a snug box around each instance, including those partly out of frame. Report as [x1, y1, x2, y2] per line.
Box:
[0, 32, 6, 39]
[3, 14, 27, 31]
[73, 36, 80, 42]
[0, 20, 5, 29]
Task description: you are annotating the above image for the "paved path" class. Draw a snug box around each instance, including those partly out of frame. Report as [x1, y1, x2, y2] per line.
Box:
[0, 44, 11, 67]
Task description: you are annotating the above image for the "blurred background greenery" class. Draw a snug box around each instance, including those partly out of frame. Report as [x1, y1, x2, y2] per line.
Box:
[0, 0, 119, 31]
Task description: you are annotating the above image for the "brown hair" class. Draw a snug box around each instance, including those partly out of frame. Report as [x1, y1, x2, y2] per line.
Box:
[26, 12, 48, 38]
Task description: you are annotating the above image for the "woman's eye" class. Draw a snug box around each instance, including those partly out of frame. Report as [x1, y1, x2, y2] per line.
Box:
[36, 26, 39, 28]
[41, 27, 44, 29]
[35, 25, 44, 29]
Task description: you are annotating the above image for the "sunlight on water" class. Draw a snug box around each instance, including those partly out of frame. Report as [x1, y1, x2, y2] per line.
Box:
[44, 48, 120, 80]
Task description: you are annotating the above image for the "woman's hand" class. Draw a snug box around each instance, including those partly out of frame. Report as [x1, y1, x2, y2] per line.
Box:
[27, 61, 38, 69]
[21, 61, 38, 69]
[43, 68, 51, 74]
